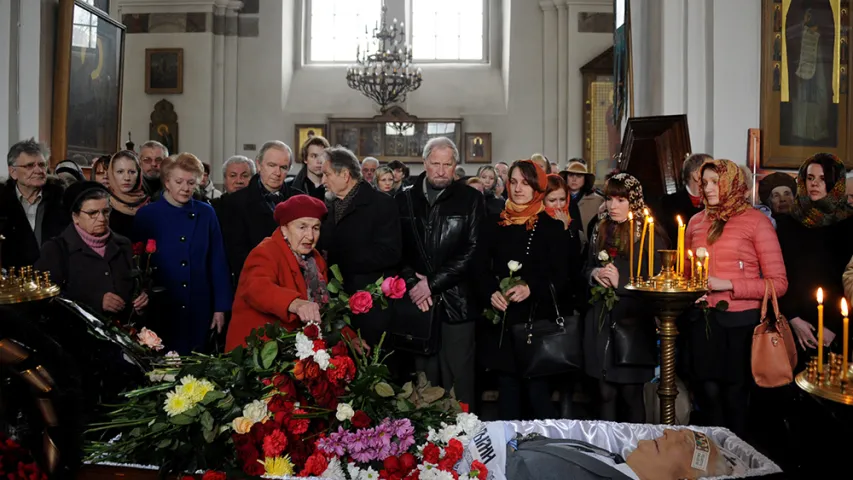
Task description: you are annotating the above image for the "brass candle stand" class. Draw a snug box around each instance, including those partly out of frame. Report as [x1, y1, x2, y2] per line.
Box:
[796, 354, 853, 406]
[0, 236, 60, 305]
[626, 250, 707, 424]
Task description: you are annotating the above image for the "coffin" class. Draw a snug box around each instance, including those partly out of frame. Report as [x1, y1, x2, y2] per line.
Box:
[618, 115, 693, 200]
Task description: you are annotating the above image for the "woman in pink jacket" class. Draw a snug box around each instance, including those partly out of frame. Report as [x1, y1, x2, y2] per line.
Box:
[683, 159, 787, 436]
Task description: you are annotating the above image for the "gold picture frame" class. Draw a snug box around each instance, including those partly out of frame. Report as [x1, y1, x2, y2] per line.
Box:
[464, 133, 492, 164]
[294, 124, 327, 161]
[145, 48, 184, 94]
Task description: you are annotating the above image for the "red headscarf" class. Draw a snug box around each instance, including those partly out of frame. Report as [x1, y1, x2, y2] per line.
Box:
[499, 160, 548, 230]
[543, 173, 571, 223]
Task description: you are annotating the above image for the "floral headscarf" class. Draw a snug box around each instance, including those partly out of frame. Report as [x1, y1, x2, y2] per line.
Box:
[790, 153, 853, 228]
[700, 159, 749, 223]
[597, 172, 647, 239]
[500, 160, 547, 230]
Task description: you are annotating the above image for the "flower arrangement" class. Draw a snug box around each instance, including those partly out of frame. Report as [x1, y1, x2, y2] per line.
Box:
[591, 248, 621, 331]
[482, 260, 526, 346]
[0, 433, 47, 480]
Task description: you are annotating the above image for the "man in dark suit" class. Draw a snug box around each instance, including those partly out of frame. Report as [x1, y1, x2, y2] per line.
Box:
[0, 139, 69, 269]
[658, 153, 711, 242]
[318, 147, 401, 347]
[286, 135, 329, 200]
[219, 141, 302, 281]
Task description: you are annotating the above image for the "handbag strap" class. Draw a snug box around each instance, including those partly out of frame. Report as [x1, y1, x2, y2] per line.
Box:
[526, 283, 565, 328]
[759, 278, 772, 322]
[768, 280, 783, 321]
[405, 188, 433, 275]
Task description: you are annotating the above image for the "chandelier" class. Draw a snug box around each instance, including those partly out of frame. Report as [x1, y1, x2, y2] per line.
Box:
[346, 1, 422, 111]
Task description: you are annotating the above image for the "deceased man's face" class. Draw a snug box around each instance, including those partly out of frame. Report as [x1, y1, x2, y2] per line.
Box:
[626, 429, 731, 480]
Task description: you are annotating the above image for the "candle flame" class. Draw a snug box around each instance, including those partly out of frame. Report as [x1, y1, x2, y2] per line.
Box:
[649, 217, 654, 224]
[842, 298, 848, 317]
[628, 212, 633, 220]
[697, 261, 702, 269]
[817, 288, 824, 304]
[677, 215, 683, 227]
[643, 208, 649, 216]
[688, 249, 693, 257]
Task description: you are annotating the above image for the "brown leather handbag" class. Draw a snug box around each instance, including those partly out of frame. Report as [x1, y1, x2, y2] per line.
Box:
[752, 279, 798, 387]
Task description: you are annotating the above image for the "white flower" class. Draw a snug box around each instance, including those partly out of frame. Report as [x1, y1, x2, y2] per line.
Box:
[346, 463, 362, 479]
[696, 247, 708, 258]
[164, 351, 181, 366]
[242, 399, 269, 423]
[507, 260, 522, 273]
[295, 333, 315, 360]
[314, 349, 331, 370]
[321, 458, 347, 480]
[358, 467, 379, 480]
[597, 250, 610, 262]
[455, 412, 482, 435]
[147, 369, 176, 383]
[335, 402, 355, 422]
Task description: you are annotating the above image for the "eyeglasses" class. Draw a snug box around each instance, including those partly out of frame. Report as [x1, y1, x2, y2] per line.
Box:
[80, 208, 112, 219]
[13, 161, 48, 172]
[141, 156, 164, 165]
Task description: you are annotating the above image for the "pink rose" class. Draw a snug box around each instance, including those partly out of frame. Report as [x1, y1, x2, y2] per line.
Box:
[145, 239, 157, 254]
[137, 327, 164, 351]
[381, 276, 407, 299]
[348, 291, 373, 314]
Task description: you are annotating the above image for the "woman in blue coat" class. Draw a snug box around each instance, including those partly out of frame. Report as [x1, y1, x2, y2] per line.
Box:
[134, 153, 232, 354]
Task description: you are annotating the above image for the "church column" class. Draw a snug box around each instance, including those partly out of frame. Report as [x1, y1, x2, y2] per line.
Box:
[211, 0, 228, 176]
[540, 1, 558, 160]
[0, 0, 16, 176]
[556, 0, 569, 166]
[223, 1, 241, 162]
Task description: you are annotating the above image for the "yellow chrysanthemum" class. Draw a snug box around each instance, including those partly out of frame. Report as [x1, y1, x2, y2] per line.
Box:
[177, 375, 215, 403]
[259, 456, 294, 477]
[163, 391, 191, 416]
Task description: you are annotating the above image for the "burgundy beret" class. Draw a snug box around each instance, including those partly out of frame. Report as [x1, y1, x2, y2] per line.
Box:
[273, 194, 328, 226]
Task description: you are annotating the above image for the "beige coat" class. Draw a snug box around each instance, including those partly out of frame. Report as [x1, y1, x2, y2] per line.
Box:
[844, 254, 853, 302]
[577, 191, 605, 242]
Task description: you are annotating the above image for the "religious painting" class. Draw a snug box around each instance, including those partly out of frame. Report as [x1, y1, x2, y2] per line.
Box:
[581, 47, 620, 184]
[149, 99, 178, 154]
[464, 133, 491, 164]
[294, 124, 326, 157]
[51, 0, 125, 165]
[145, 48, 183, 94]
[760, 0, 853, 169]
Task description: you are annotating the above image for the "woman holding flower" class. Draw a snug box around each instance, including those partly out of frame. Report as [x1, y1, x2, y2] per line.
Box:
[479, 160, 569, 420]
[683, 159, 786, 436]
[36, 181, 149, 316]
[584, 173, 667, 423]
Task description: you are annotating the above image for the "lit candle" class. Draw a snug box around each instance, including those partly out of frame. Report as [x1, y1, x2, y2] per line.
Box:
[676, 215, 685, 275]
[687, 250, 694, 280]
[842, 298, 849, 382]
[628, 212, 634, 283]
[818, 288, 824, 374]
[637, 209, 650, 281]
[648, 217, 655, 278]
[696, 261, 702, 285]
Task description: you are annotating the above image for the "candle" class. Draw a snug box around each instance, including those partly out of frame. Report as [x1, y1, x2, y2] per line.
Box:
[704, 251, 710, 284]
[842, 298, 849, 382]
[687, 250, 694, 279]
[696, 261, 702, 285]
[648, 217, 655, 278]
[628, 212, 634, 282]
[637, 210, 650, 281]
[818, 288, 824, 374]
[676, 216, 685, 275]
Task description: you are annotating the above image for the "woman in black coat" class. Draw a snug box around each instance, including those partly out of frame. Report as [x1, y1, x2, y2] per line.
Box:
[35, 182, 149, 317]
[583, 173, 667, 423]
[480, 160, 569, 421]
[776, 153, 853, 363]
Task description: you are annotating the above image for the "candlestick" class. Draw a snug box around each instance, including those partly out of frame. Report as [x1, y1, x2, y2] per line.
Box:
[648, 218, 655, 278]
[676, 216, 685, 276]
[843, 298, 849, 382]
[637, 210, 649, 281]
[628, 212, 634, 283]
[818, 288, 824, 374]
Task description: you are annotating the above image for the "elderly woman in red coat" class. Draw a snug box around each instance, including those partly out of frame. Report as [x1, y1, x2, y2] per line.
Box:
[225, 195, 334, 351]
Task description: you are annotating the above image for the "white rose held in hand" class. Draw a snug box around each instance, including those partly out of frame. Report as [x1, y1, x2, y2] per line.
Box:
[336, 402, 355, 422]
[597, 250, 610, 262]
[507, 260, 522, 273]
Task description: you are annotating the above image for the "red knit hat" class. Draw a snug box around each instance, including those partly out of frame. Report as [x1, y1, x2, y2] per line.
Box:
[273, 194, 328, 226]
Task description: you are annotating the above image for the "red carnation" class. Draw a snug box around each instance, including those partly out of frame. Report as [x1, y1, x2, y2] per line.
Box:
[326, 356, 356, 383]
[351, 410, 372, 429]
[304, 361, 321, 380]
[445, 438, 464, 463]
[459, 402, 469, 413]
[313, 339, 327, 352]
[262, 429, 288, 458]
[438, 458, 457, 472]
[470, 461, 489, 480]
[302, 452, 328, 477]
[303, 324, 320, 339]
[348, 291, 373, 314]
[249, 422, 266, 444]
[267, 394, 287, 413]
[132, 242, 145, 255]
[202, 471, 226, 480]
[399, 453, 417, 471]
[273, 374, 298, 399]
[331, 341, 348, 357]
[422, 443, 441, 464]
[288, 414, 310, 435]
[384, 455, 401, 473]
[145, 239, 157, 254]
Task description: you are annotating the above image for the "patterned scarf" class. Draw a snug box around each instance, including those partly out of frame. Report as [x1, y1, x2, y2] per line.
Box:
[295, 253, 330, 306]
[790, 153, 853, 228]
[334, 181, 362, 224]
[107, 156, 150, 216]
[499, 160, 547, 230]
[701, 159, 749, 223]
[597, 172, 647, 240]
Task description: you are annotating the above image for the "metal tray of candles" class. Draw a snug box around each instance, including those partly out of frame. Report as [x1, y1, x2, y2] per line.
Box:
[796, 354, 853, 406]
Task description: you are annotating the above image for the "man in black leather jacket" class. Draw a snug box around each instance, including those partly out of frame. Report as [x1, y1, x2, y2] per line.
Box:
[396, 136, 486, 406]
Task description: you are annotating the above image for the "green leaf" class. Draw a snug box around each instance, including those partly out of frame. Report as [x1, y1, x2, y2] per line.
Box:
[331, 264, 344, 282]
[343, 314, 351, 325]
[169, 414, 194, 425]
[395, 399, 411, 412]
[156, 439, 172, 449]
[200, 390, 226, 405]
[375, 277, 384, 287]
[261, 341, 278, 369]
[183, 405, 201, 418]
[150, 422, 168, 433]
[327, 281, 339, 294]
[203, 427, 216, 443]
[200, 411, 214, 432]
[374, 382, 395, 397]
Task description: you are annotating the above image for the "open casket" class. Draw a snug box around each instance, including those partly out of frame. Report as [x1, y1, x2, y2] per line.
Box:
[459, 420, 783, 480]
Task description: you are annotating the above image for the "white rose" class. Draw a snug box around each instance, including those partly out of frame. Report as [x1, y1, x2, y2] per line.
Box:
[696, 247, 708, 258]
[455, 412, 482, 435]
[314, 349, 331, 370]
[137, 327, 164, 351]
[295, 333, 315, 360]
[507, 260, 522, 273]
[336, 402, 355, 422]
[597, 250, 610, 262]
[242, 399, 269, 423]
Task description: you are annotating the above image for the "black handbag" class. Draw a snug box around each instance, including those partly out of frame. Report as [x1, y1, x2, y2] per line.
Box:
[511, 283, 583, 378]
[611, 316, 656, 367]
[389, 189, 442, 356]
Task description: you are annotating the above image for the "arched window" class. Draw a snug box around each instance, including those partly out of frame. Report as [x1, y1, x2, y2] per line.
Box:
[411, 0, 486, 62]
[306, 0, 382, 63]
